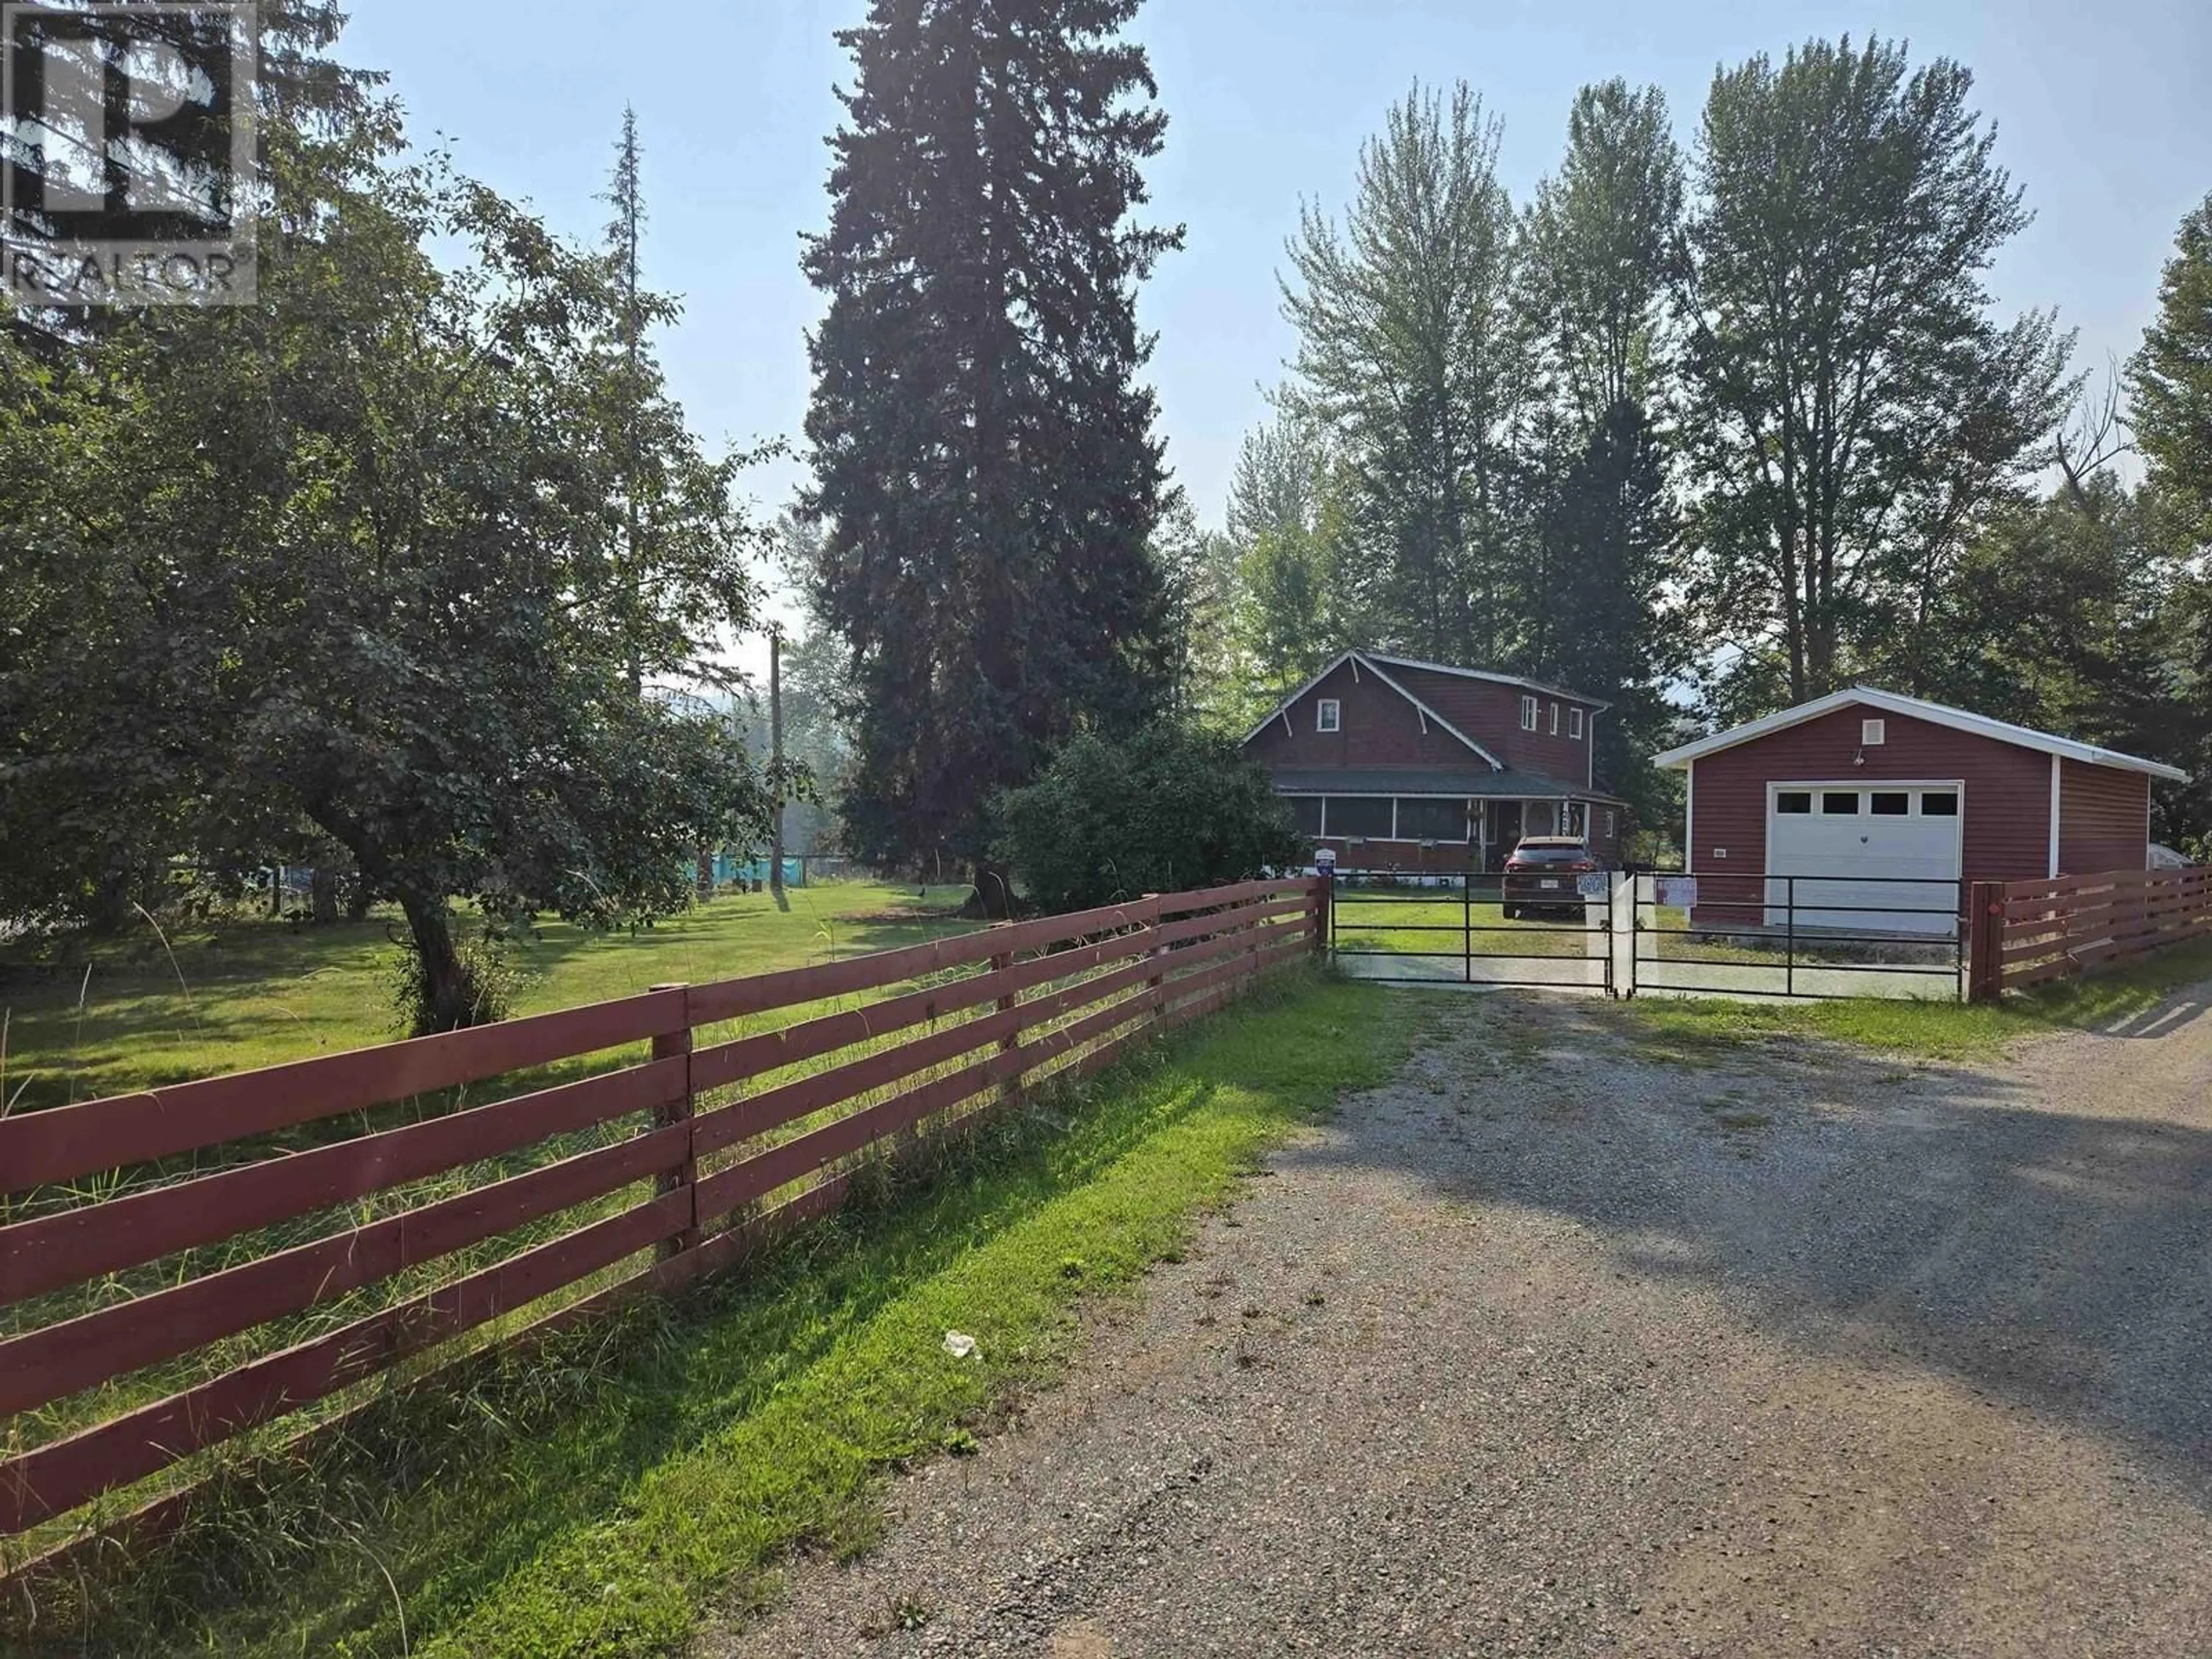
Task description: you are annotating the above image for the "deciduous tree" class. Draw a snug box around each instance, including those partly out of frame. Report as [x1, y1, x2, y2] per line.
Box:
[1674, 36, 2072, 713]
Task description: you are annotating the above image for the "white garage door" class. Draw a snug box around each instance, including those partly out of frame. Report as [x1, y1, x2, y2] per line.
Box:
[1765, 784, 1963, 937]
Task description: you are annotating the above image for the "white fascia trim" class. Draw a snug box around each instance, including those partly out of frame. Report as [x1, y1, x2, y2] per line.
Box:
[1350, 654, 1505, 770]
[1362, 652, 1612, 713]
[2048, 755, 2062, 879]
[1237, 651, 1363, 748]
[1652, 686, 2192, 783]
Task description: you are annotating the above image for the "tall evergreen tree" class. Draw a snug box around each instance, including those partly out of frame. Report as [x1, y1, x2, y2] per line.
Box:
[800, 0, 1182, 896]
[603, 106, 650, 694]
[1510, 82, 1687, 821]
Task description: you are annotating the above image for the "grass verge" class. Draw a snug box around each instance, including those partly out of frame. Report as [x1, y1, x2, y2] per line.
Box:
[20, 968, 1418, 1658]
[1622, 936, 2212, 1062]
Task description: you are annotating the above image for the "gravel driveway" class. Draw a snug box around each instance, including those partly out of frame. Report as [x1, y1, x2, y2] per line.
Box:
[714, 981, 2212, 1657]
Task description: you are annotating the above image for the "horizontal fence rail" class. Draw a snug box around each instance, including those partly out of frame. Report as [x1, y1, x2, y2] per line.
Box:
[0, 878, 1323, 1550]
[1971, 866, 2212, 999]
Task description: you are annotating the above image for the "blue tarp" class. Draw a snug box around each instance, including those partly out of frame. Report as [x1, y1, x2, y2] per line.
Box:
[713, 855, 805, 889]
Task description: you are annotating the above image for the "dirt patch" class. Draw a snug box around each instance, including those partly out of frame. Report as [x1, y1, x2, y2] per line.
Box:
[707, 987, 2212, 1657]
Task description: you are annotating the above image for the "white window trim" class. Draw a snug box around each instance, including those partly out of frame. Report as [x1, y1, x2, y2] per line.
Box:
[1316, 698, 1340, 734]
[1520, 694, 1538, 732]
[1549, 702, 1560, 736]
[1569, 707, 1584, 739]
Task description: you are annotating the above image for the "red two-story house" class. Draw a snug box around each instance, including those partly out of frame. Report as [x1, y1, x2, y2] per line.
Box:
[1241, 650, 1627, 872]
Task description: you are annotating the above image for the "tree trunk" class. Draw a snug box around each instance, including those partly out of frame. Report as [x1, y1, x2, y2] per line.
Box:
[310, 866, 340, 926]
[967, 860, 1015, 919]
[396, 889, 482, 1035]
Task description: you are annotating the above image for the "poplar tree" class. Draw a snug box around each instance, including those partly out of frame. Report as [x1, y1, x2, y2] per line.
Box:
[799, 0, 1182, 897]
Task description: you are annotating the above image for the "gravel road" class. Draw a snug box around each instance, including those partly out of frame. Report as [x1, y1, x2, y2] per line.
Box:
[712, 981, 2212, 1658]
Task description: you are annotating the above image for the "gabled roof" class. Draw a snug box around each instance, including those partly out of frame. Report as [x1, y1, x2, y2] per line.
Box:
[1238, 650, 1503, 770]
[1363, 653, 1612, 711]
[1652, 687, 2191, 783]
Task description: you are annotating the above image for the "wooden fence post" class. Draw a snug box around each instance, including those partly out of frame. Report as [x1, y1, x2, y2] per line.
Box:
[1966, 884, 2004, 1004]
[1141, 895, 1167, 1022]
[649, 983, 700, 1259]
[991, 933, 1019, 1103]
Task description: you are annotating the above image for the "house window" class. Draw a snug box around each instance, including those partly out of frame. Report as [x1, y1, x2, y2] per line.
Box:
[1862, 718, 1887, 746]
[1316, 698, 1340, 733]
[1325, 796, 1395, 840]
[1605, 809, 1618, 839]
[1920, 791, 1960, 817]
[1396, 798, 1468, 843]
[1289, 796, 1324, 836]
[1870, 792, 1911, 816]
[1520, 695, 1537, 731]
[1821, 791, 1861, 816]
[1549, 702, 1560, 736]
[1777, 791, 1814, 815]
[1569, 707, 1584, 739]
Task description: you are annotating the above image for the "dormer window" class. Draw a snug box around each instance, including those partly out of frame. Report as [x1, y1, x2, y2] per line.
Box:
[1317, 698, 1340, 733]
[1520, 695, 1537, 731]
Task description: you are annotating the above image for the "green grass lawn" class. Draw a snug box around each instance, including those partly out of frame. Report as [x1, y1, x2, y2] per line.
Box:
[13, 970, 1423, 1659]
[0, 882, 979, 1113]
[1331, 892, 1599, 958]
[1623, 935, 2212, 1062]
[0, 882, 993, 1494]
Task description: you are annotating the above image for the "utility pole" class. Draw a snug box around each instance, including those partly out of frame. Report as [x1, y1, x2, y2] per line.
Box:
[769, 626, 786, 899]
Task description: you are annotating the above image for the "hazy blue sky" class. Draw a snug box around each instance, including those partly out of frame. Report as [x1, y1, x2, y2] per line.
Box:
[344, 0, 2209, 635]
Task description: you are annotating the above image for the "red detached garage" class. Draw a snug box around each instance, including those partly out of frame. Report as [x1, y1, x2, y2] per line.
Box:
[1653, 689, 2188, 936]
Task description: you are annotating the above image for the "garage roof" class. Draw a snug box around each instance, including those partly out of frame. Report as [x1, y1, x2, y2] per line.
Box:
[1652, 687, 2191, 783]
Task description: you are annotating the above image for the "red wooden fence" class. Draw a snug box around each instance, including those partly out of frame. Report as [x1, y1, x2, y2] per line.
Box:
[1968, 866, 2212, 999]
[0, 878, 1324, 1547]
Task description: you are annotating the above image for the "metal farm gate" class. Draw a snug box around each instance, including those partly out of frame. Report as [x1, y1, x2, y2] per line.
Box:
[1325, 867, 1619, 993]
[1324, 868, 1966, 1003]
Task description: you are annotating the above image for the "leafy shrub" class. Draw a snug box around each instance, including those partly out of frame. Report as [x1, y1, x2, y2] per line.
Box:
[992, 728, 1304, 915]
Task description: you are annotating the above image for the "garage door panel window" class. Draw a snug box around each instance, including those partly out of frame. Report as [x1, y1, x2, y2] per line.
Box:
[1765, 782, 1963, 938]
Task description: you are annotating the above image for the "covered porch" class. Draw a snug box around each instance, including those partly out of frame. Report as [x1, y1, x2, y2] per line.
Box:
[1272, 767, 1626, 874]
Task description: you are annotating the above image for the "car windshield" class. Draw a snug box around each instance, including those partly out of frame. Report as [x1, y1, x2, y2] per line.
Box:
[1513, 844, 1588, 865]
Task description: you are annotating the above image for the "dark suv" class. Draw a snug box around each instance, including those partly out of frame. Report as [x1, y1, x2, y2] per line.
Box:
[1501, 836, 1599, 919]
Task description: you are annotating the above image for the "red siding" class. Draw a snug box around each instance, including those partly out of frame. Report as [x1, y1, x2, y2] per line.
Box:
[1387, 664, 1597, 783]
[2058, 760, 2150, 875]
[1245, 659, 1486, 774]
[1685, 705, 2053, 922]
